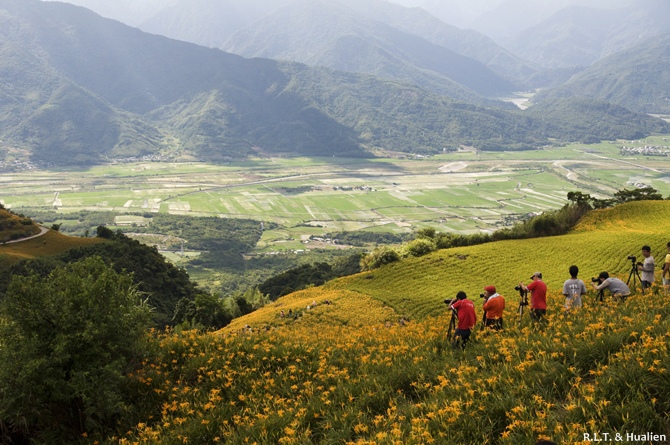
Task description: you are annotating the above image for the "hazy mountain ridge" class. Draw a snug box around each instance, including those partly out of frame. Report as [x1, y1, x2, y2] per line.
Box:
[1, 0, 668, 166]
[504, 0, 670, 69]
[139, 0, 293, 48]
[222, 0, 517, 103]
[535, 33, 670, 114]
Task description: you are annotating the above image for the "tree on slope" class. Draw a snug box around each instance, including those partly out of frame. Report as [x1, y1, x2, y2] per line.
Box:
[0, 257, 153, 444]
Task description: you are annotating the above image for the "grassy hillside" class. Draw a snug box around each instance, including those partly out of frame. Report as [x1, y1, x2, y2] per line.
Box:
[229, 200, 670, 325]
[23, 200, 667, 445]
[97, 202, 670, 445]
[0, 229, 104, 266]
[0, 208, 40, 243]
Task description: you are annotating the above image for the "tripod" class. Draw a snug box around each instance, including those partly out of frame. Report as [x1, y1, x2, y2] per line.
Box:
[517, 289, 529, 326]
[447, 307, 458, 341]
[626, 257, 643, 291]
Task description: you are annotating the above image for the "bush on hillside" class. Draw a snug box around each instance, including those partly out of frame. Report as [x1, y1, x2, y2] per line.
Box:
[403, 238, 437, 258]
[360, 246, 401, 271]
[0, 257, 153, 444]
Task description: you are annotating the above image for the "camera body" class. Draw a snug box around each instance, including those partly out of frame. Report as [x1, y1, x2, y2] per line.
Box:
[628, 255, 637, 262]
[514, 284, 527, 298]
[591, 277, 600, 283]
[444, 298, 453, 305]
[479, 293, 487, 299]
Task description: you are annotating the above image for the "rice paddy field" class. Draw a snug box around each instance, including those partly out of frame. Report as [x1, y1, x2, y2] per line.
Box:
[2, 138, 670, 253]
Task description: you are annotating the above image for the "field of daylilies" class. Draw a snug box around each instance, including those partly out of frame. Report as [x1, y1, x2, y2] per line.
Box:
[96, 201, 670, 444]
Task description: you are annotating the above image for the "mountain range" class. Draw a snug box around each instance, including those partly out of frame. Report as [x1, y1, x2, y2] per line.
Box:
[1, 0, 668, 166]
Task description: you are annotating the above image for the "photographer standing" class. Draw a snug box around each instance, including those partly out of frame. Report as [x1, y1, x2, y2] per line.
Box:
[637, 246, 655, 290]
[520, 271, 547, 322]
[562, 265, 586, 310]
[449, 291, 476, 349]
[593, 272, 630, 301]
[482, 285, 505, 330]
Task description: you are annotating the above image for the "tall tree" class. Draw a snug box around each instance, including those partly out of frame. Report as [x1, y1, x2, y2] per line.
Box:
[0, 257, 153, 443]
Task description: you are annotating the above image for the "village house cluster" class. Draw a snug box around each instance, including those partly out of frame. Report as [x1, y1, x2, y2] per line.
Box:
[620, 145, 670, 156]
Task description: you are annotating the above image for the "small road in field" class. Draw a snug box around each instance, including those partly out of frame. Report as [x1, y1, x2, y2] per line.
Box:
[2, 225, 49, 244]
[552, 161, 579, 180]
[584, 152, 662, 173]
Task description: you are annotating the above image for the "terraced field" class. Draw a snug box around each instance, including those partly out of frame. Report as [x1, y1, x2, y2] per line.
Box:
[231, 200, 670, 326]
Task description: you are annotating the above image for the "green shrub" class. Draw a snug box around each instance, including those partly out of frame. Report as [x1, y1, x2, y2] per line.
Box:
[0, 257, 153, 443]
[403, 238, 437, 258]
[360, 246, 401, 270]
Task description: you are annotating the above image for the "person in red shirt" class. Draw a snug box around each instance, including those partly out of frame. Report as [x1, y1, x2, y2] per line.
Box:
[520, 271, 547, 322]
[449, 291, 476, 349]
[482, 285, 505, 330]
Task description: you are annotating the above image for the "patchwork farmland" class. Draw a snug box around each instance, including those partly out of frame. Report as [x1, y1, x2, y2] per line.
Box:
[2, 139, 670, 251]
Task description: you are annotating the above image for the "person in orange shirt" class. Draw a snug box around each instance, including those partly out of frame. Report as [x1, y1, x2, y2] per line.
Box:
[482, 285, 505, 330]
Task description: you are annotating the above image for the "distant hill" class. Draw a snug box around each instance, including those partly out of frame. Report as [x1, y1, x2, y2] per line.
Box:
[504, 0, 670, 69]
[137, 0, 535, 84]
[228, 200, 670, 327]
[524, 98, 670, 142]
[222, 0, 517, 102]
[534, 34, 670, 114]
[470, 0, 633, 42]
[139, 0, 293, 47]
[333, 0, 536, 82]
[0, 0, 668, 165]
[44, 0, 180, 26]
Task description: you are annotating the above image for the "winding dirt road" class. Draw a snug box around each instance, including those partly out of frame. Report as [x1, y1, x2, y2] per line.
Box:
[3, 225, 49, 244]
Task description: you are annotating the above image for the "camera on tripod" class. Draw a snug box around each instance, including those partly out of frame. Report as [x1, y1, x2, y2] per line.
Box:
[514, 284, 528, 298]
[591, 277, 600, 283]
[627, 255, 636, 262]
[515, 285, 529, 305]
[444, 298, 453, 305]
